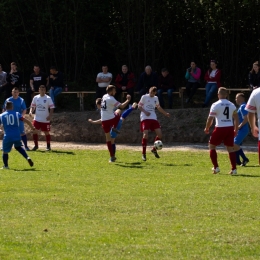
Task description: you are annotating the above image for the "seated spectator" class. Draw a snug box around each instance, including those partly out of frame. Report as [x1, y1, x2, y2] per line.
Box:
[202, 60, 221, 108]
[157, 68, 175, 108]
[115, 65, 135, 104]
[136, 65, 158, 98]
[49, 66, 64, 105]
[96, 65, 112, 99]
[185, 61, 201, 104]
[249, 61, 260, 91]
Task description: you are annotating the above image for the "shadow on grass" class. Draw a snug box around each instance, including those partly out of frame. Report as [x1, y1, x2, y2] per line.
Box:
[30, 150, 75, 155]
[162, 163, 192, 167]
[13, 168, 39, 172]
[115, 162, 144, 169]
[232, 174, 260, 178]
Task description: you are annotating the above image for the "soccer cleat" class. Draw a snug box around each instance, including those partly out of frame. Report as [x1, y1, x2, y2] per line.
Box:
[0, 166, 9, 170]
[132, 102, 138, 109]
[109, 156, 116, 163]
[32, 146, 38, 151]
[241, 158, 249, 167]
[142, 154, 146, 161]
[25, 147, 30, 151]
[229, 169, 237, 175]
[111, 127, 120, 134]
[212, 167, 220, 174]
[27, 157, 34, 167]
[46, 147, 51, 151]
[151, 148, 160, 158]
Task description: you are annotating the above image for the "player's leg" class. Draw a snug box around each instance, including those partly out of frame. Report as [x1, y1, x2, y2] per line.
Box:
[102, 119, 116, 162]
[1, 140, 12, 169]
[111, 138, 116, 156]
[142, 130, 148, 161]
[151, 128, 162, 158]
[19, 121, 29, 150]
[32, 120, 40, 150]
[209, 127, 221, 173]
[44, 131, 51, 151]
[121, 103, 137, 120]
[14, 141, 34, 167]
[234, 130, 249, 166]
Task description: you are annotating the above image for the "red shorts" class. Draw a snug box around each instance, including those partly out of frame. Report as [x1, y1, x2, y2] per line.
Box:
[102, 114, 120, 133]
[140, 119, 161, 132]
[33, 120, 51, 132]
[210, 126, 234, 146]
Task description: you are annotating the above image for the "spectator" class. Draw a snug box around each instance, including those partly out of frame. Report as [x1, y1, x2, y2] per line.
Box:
[248, 61, 260, 91]
[115, 65, 135, 104]
[202, 60, 221, 108]
[157, 68, 175, 108]
[96, 65, 112, 99]
[136, 65, 158, 98]
[185, 61, 201, 104]
[0, 64, 7, 91]
[27, 65, 49, 108]
[49, 66, 64, 105]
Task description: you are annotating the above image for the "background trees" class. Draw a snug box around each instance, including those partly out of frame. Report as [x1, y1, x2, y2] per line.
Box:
[0, 0, 259, 88]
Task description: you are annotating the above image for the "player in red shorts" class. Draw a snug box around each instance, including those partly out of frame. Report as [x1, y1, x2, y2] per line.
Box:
[101, 85, 131, 162]
[138, 86, 170, 161]
[204, 87, 239, 175]
[29, 85, 55, 151]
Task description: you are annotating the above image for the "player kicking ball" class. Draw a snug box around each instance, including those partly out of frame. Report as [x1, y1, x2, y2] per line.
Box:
[204, 87, 239, 175]
[138, 86, 170, 161]
[0, 101, 35, 169]
[88, 99, 137, 157]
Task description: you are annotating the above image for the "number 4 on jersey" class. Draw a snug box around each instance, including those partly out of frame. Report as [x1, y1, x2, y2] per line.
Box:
[223, 107, 229, 119]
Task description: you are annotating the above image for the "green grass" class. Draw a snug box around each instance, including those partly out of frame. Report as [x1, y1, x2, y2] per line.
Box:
[1, 149, 260, 259]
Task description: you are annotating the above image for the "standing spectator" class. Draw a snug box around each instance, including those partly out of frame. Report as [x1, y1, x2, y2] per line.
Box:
[202, 60, 221, 108]
[29, 85, 55, 151]
[49, 66, 64, 105]
[27, 65, 49, 108]
[0, 64, 7, 91]
[3, 87, 30, 150]
[96, 65, 112, 99]
[136, 66, 158, 98]
[204, 87, 238, 175]
[248, 61, 260, 91]
[115, 65, 135, 104]
[185, 61, 201, 103]
[157, 68, 175, 109]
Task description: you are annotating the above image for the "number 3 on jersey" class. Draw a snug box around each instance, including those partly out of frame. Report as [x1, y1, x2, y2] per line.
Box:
[223, 106, 229, 119]
[101, 100, 107, 110]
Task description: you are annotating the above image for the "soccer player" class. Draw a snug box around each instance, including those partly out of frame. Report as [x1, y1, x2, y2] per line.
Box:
[3, 87, 30, 150]
[100, 85, 131, 162]
[88, 98, 137, 156]
[204, 87, 239, 175]
[234, 93, 250, 166]
[245, 87, 260, 164]
[29, 85, 55, 151]
[0, 101, 35, 169]
[138, 86, 170, 161]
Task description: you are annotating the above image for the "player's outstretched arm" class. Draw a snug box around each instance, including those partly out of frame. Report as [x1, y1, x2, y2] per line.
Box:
[88, 119, 102, 125]
[204, 116, 214, 134]
[232, 112, 239, 135]
[23, 117, 36, 132]
[118, 95, 131, 109]
[157, 106, 170, 117]
[248, 112, 259, 138]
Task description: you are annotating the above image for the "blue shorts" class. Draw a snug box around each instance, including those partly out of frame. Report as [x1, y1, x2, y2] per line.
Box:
[110, 119, 123, 139]
[2, 140, 23, 153]
[19, 121, 25, 135]
[234, 130, 249, 145]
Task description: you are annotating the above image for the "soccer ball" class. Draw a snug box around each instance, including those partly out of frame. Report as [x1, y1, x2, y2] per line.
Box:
[154, 140, 163, 150]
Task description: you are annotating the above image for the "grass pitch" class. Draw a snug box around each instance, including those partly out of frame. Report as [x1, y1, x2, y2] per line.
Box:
[0, 148, 260, 259]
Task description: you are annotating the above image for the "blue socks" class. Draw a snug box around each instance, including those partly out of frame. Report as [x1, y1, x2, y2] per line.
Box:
[3, 154, 8, 167]
[15, 146, 28, 159]
[112, 144, 116, 155]
[121, 107, 133, 119]
[236, 148, 247, 164]
[21, 135, 28, 148]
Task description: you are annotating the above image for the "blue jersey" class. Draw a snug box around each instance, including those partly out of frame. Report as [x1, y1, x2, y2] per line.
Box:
[0, 111, 23, 141]
[4, 97, 26, 113]
[237, 103, 249, 132]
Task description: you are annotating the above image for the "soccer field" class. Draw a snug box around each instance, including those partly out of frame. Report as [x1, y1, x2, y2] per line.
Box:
[0, 147, 260, 259]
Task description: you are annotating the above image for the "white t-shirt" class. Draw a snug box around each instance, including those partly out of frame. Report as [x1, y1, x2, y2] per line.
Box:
[101, 94, 120, 121]
[97, 72, 112, 88]
[31, 94, 55, 123]
[209, 99, 236, 127]
[138, 94, 160, 122]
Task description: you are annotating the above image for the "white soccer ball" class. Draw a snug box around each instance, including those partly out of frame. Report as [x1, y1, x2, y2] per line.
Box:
[154, 140, 163, 150]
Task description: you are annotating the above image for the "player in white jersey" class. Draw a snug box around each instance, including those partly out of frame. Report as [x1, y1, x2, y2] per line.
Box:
[245, 87, 260, 164]
[29, 85, 55, 151]
[138, 86, 170, 161]
[101, 85, 131, 162]
[204, 87, 239, 175]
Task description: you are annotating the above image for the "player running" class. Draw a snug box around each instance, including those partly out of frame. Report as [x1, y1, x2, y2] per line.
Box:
[138, 86, 170, 161]
[0, 101, 35, 169]
[100, 85, 131, 162]
[88, 98, 137, 157]
[204, 87, 239, 175]
[3, 87, 30, 150]
[234, 93, 250, 166]
[29, 85, 55, 151]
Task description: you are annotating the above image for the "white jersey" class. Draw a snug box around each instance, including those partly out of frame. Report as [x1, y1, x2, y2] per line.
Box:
[138, 94, 160, 122]
[97, 72, 112, 88]
[101, 94, 120, 121]
[209, 99, 236, 127]
[31, 94, 55, 123]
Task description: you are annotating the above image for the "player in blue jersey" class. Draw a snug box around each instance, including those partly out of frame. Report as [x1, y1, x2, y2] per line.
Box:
[234, 93, 250, 166]
[0, 101, 35, 169]
[3, 87, 30, 150]
[88, 98, 137, 156]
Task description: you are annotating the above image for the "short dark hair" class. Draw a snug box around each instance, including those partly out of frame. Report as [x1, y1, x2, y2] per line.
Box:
[5, 101, 13, 109]
[106, 85, 116, 93]
[149, 86, 157, 93]
[236, 93, 245, 98]
[12, 87, 19, 92]
[39, 85, 46, 89]
[11, 62, 17, 66]
[161, 68, 168, 72]
[50, 66, 57, 70]
[96, 98, 102, 106]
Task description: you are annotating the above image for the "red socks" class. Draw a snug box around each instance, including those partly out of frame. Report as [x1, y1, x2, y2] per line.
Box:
[229, 152, 237, 170]
[154, 136, 160, 142]
[33, 134, 38, 146]
[258, 141, 260, 165]
[106, 141, 114, 157]
[210, 149, 218, 168]
[142, 138, 147, 154]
